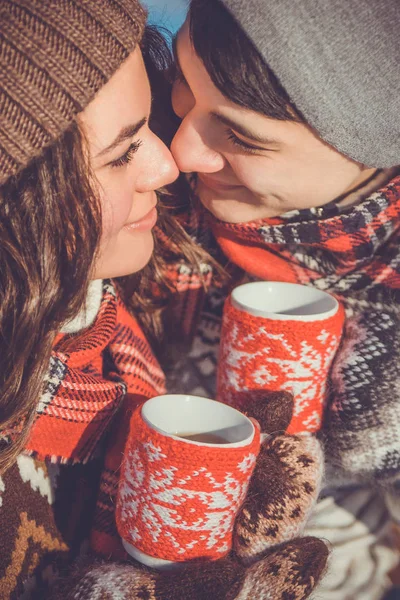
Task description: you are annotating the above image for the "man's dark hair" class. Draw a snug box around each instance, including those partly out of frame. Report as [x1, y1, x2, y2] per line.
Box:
[189, 0, 304, 123]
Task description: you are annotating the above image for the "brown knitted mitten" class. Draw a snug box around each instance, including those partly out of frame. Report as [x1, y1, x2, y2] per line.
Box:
[234, 392, 324, 563]
[52, 536, 327, 600]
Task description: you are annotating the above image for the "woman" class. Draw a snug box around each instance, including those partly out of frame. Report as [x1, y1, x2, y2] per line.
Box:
[0, 1, 326, 599]
[169, 0, 400, 598]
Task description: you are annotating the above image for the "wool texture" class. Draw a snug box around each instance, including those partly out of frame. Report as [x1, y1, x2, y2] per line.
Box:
[3, 280, 165, 464]
[162, 172, 400, 597]
[0, 455, 103, 599]
[0, 280, 165, 597]
[117, 406, 260, 562]
[164, 285, 399, 599]
[234, 393, 324, 564]
[221, 0, 400, 167]
[304, 484, 397, 599]
[0, 0, 146, 185]
[217, 295, 345, 433]
[75, 394, 326, 600]
[50, 537, 328, 600]
[235, 435, 323, 559]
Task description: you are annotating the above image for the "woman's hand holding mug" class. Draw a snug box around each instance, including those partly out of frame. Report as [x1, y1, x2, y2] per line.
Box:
[53, 391, 327, 600]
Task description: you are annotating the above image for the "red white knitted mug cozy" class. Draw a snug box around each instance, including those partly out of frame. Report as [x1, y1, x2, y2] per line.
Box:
[217, 284, 345, 434]
[116, 397, 260, 563]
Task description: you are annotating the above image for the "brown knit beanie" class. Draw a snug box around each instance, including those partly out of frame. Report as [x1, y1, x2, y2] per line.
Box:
[0, 0, 147, 185]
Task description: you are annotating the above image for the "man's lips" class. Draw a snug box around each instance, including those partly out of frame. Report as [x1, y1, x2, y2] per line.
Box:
[197, 173, 241, 192]
[124, 206, 158, 232]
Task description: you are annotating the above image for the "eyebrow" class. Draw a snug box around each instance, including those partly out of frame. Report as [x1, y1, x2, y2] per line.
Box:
[96, 117, 147, 158]
[211, 112, 280, 147]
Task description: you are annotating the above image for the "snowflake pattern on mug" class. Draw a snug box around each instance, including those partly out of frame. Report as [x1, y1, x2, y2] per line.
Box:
[117, 408, 260, 561]
[217, 298, 345, 433]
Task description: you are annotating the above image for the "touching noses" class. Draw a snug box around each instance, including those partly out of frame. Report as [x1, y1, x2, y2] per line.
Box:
[137, 132, 179, 192]
[171, 113, 225, 175]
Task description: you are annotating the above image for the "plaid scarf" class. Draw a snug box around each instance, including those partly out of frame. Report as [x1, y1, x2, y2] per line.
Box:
[13, 280, 167, 560]
[209, 174, 400, 495]
[23, 280, 165, 465]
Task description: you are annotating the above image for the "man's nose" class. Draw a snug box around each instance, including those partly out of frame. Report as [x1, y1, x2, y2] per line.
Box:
[171, 116, 225, 174]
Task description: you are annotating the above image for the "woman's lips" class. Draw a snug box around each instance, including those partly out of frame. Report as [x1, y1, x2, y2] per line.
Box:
[197, 173, 241, 192]
[124, 206, 158, 233]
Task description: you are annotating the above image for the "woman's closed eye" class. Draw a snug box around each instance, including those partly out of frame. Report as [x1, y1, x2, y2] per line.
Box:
[109, 140, 143, 168]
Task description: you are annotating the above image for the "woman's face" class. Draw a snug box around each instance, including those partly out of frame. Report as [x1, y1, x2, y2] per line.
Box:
[170, 21, 374, 224]
[80, 47, 179, 279]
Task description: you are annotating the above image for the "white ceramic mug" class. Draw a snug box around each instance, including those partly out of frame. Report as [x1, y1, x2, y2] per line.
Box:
[231, 281, 339, 319]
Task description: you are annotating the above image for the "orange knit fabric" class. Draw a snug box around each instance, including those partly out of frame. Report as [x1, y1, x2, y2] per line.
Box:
[217, 297, 345, 434]
[116, 406, 261, 562]
[212, 223, 301, 283]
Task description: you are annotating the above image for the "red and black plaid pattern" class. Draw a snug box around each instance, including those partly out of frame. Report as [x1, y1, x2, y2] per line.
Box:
[155, 207, 215, 293]
[21, 280, 166, 464]
[211, 175, 400, 294]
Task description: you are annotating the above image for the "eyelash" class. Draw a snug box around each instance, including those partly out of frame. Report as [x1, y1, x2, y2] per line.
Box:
[110, 140, 143, 168]
[225, 129, 261, 154]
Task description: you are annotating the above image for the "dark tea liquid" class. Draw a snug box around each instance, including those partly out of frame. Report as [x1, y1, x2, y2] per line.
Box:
[177, 432, 229, 444]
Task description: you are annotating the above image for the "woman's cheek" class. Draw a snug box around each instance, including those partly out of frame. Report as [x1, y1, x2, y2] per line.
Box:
[99, 178, 135, 237]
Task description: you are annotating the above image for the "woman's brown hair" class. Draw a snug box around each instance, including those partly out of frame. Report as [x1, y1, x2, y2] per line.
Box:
[0, 26, 211, 474]
[0, 122, 101, 473]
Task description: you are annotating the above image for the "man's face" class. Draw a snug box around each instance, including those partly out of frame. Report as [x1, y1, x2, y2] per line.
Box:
[170, 20, 374, 224]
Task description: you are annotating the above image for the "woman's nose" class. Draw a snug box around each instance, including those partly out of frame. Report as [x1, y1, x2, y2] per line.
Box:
[171, 116, 225, 174]
[137, 134, 179, 192]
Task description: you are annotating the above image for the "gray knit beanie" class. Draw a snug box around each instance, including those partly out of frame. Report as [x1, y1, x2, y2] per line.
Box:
[221, 0, 399, 168]
[0, 0, 147, 185]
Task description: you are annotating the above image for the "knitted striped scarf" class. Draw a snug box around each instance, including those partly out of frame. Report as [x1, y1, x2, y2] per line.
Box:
[21, 280, 166, 465]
